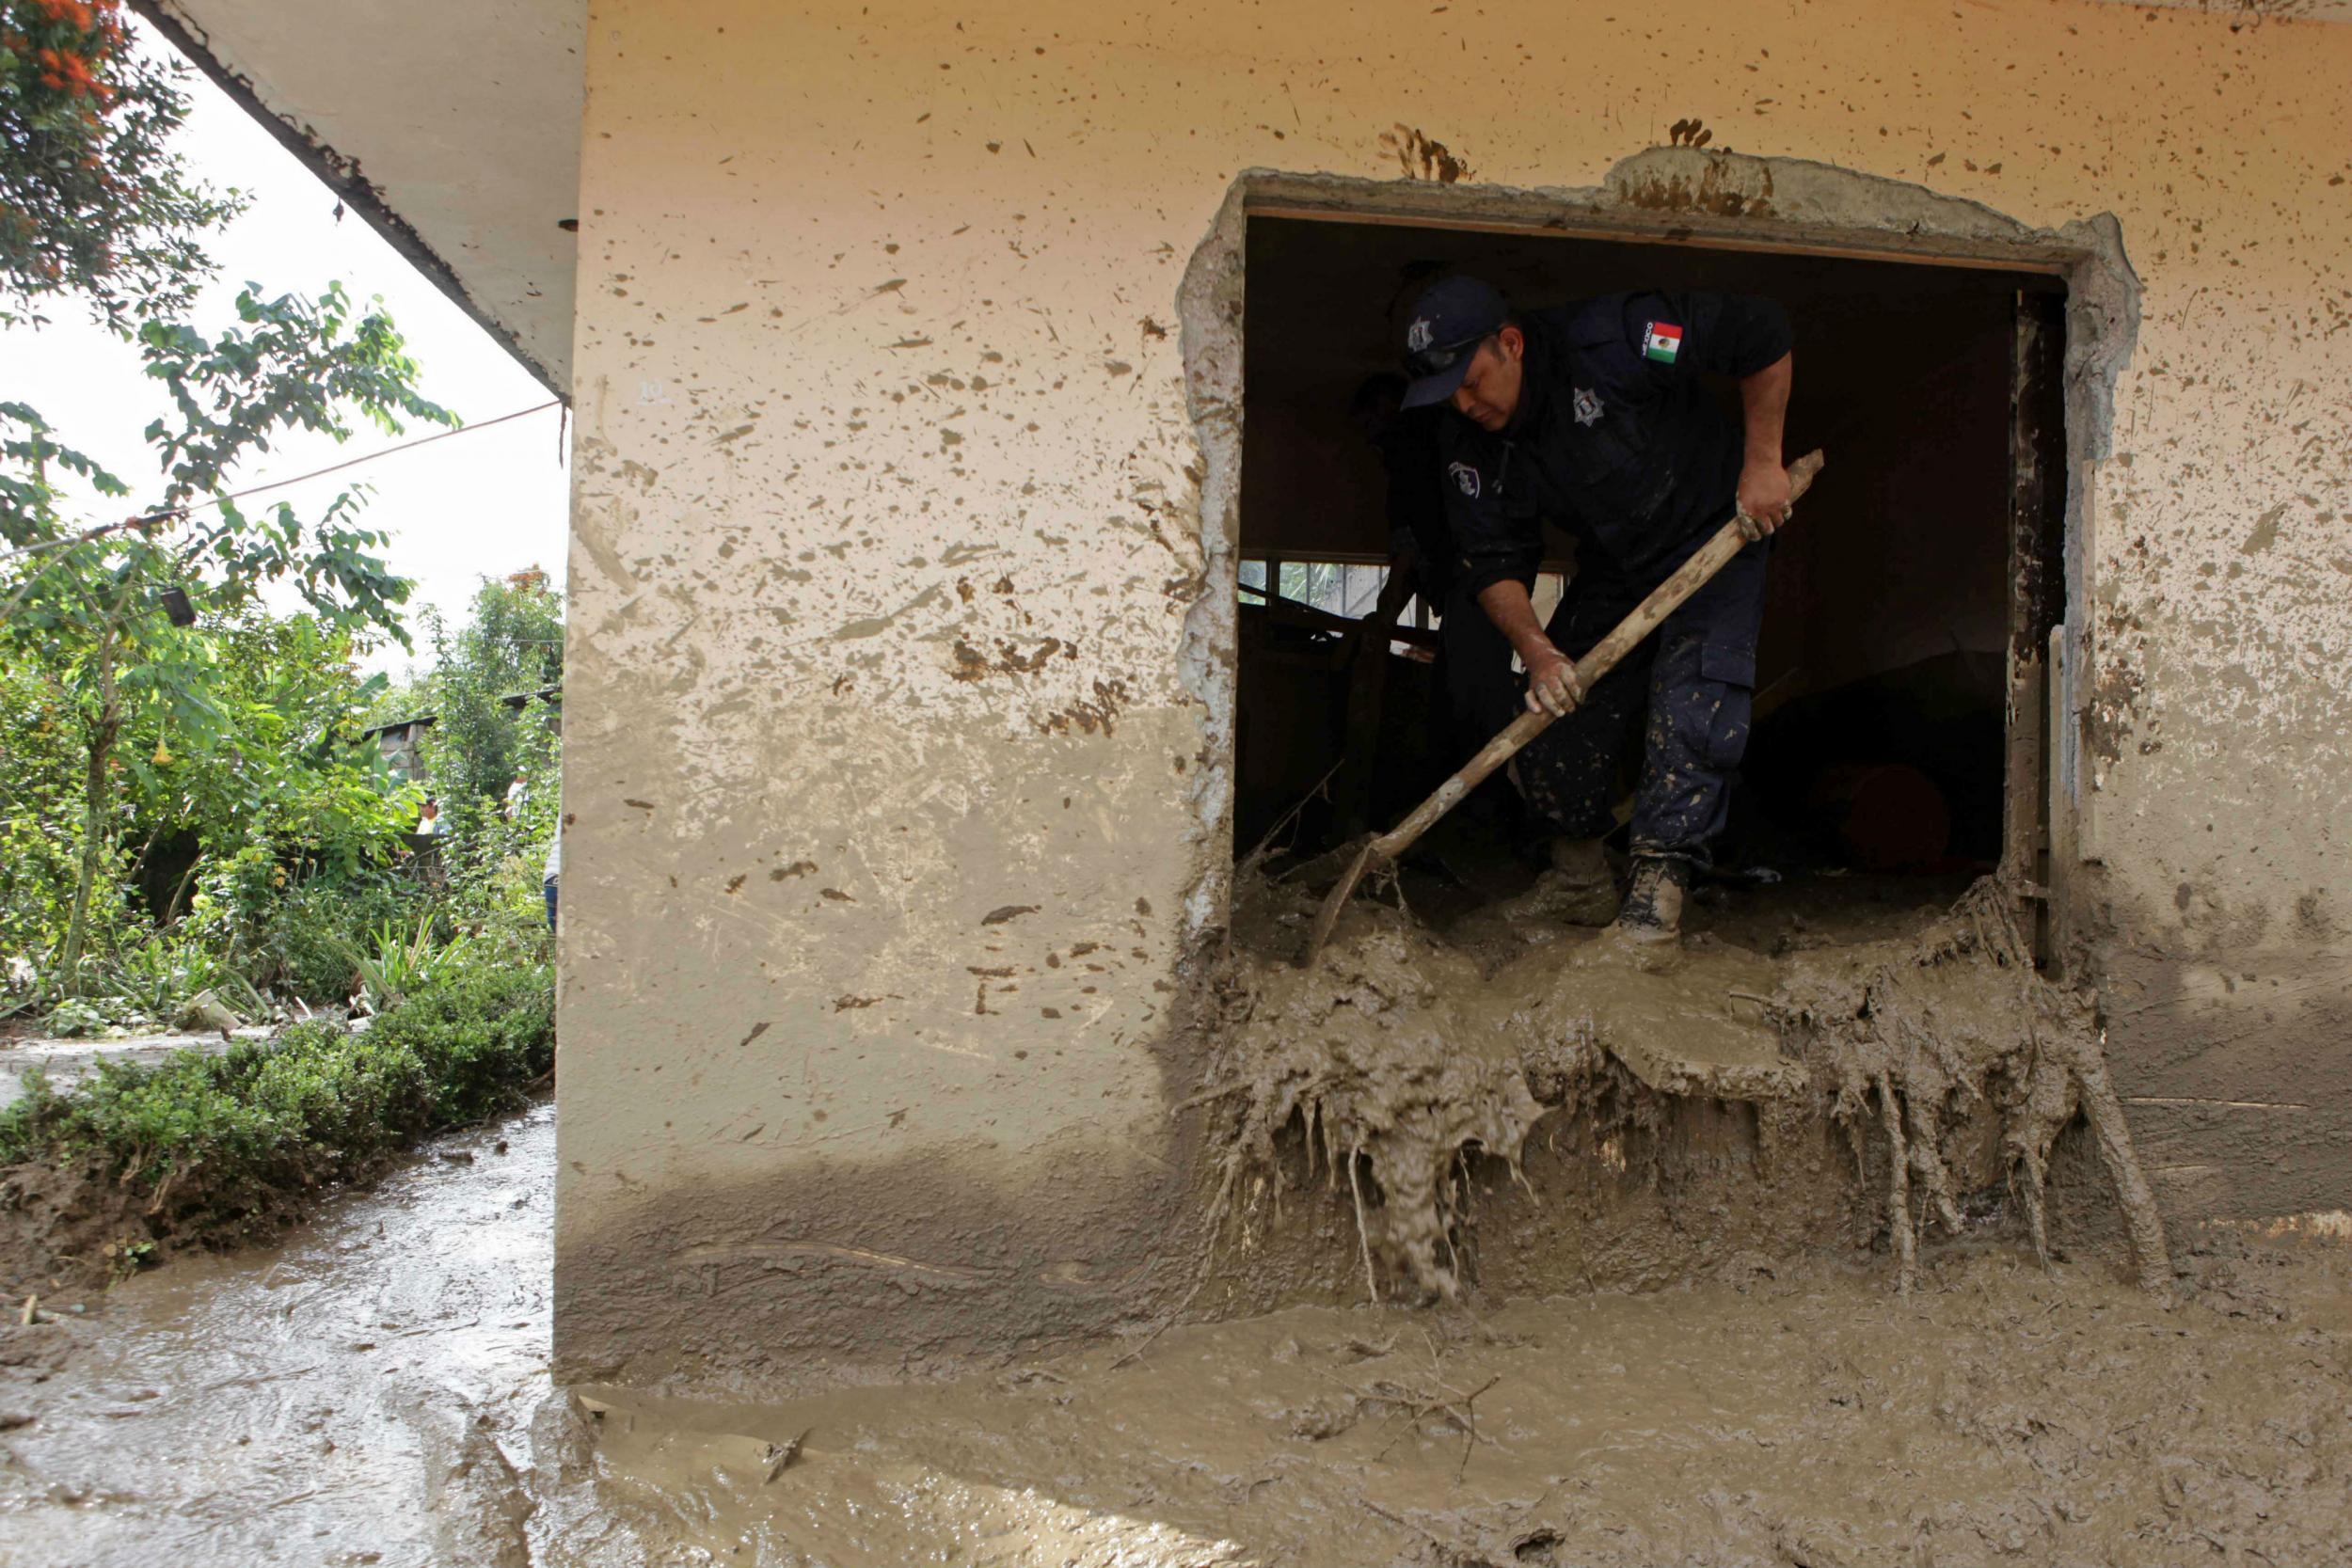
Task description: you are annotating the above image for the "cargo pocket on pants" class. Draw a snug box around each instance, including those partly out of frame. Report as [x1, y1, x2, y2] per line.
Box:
[1695, 640, 1756, 770]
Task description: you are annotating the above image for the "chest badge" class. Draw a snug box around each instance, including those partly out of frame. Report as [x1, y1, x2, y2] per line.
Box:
[1573, 386, 1604, 427]
[1447, 461, 1481, 499]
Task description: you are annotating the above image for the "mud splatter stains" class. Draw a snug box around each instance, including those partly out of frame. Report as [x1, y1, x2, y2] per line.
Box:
[1377, 124, 1473, 183]
[1613, 150, 1776, 217]
[2240, 500, 2288, 554]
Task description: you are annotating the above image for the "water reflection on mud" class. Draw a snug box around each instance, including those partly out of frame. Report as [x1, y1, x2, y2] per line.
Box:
[4, 1099, 2349, 1568]
[0, 1102, 617, 1567]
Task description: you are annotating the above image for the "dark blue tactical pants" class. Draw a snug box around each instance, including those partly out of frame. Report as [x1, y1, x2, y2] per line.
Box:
[1512, 541, 1768, 869]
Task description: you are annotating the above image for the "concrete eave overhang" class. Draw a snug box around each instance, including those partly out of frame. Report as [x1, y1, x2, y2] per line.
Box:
[131, 0, 583, 397]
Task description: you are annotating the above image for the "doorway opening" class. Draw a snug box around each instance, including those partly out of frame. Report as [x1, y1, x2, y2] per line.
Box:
[1230, 209, 2071, 949]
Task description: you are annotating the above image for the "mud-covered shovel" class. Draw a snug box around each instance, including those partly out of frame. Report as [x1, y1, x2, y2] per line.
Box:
[1299, 450, 1826, 968]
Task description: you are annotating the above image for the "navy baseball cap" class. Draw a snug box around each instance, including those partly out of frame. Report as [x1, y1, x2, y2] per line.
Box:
[1398, 277, 1510, 408]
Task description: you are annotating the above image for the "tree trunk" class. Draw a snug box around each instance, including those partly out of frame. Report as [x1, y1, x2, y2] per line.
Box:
[57, 602, 128, 991]
[57, 713, 118, 989]
[162, 851, 202, 929]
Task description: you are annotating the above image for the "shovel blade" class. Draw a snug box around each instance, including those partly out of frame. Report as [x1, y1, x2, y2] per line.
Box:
[1299, 839, 1382, 968]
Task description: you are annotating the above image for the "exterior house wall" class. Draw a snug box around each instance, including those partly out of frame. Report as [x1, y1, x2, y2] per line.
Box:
[556, 0, 2352, 1385]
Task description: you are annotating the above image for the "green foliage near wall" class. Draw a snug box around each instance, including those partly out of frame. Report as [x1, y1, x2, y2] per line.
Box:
[0, 604, 422, 1011]
[0, 954, 554, 1256]
[392, 572, 564, 809]
[371, 571, 565, 964]
[1, 580, 565, 1023]
[1, 283, 453, 992]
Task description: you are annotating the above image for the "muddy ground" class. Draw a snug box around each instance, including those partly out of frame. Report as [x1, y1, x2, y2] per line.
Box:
[2, 1095, 2347, 1567]
[0, 1026, 263, 1109]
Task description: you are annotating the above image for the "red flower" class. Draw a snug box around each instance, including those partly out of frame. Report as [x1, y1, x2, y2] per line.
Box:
[32, 0, 99, 31]
[32, 41, 99, 96]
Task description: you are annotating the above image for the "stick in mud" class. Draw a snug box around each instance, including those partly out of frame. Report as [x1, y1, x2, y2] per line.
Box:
[760, 1429, 810, 1483]
[1874, 1073, 1916, 1294]
[1346, 1142, 1381, 1307]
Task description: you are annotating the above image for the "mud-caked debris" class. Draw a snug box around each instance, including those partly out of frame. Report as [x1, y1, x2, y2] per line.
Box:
[1198, 871, 2170, 1303]
[1767, 879, 2171, 1293]
[1196, 897, 1593, 1302]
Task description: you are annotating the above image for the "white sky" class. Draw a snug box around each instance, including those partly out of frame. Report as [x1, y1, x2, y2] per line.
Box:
[0, 15, 570, 680]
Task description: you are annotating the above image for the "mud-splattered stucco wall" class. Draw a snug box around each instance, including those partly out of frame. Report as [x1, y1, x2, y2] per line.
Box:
[555, 0, 2352, 1384]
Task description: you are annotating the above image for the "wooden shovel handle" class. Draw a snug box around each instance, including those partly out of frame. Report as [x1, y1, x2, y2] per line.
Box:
[1367, 450, 1825, 862]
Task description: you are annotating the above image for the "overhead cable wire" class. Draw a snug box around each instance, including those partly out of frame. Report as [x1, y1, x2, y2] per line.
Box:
[0, 399, 564, 567]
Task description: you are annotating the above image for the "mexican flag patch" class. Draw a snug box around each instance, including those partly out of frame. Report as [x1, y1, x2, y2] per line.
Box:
[1643, 321, 1683, 363]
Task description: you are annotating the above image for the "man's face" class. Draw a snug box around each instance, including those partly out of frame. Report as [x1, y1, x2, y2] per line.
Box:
[1451, 326, 1525, 433]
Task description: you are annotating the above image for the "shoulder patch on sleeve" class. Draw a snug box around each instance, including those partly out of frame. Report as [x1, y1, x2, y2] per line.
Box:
[1447, 461, 1481, 499]
[1642, 321, 1684, 363]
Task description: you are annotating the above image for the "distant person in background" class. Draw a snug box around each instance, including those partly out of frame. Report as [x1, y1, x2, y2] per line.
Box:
[416, 797, 441, 836]
[543, 819, 561, 933]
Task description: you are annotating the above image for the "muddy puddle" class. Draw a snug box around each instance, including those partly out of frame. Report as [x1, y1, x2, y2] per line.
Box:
[587, 1237, 2352, 1567]
[2, 1080, 2348, 1564]
[0, 1102, 631, 1568]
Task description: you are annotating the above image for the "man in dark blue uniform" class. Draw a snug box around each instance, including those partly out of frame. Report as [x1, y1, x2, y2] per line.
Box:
[1397, 276, 1795, 942]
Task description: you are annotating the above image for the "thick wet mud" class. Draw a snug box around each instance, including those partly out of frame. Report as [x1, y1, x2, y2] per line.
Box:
[1193, 863, 2169, 1313]
[2, 1095, 2346, 1565]
[0, 855, 2323, 1565]
[0, 1102, 645, 1568]
[585, 1237, 2352, 1567]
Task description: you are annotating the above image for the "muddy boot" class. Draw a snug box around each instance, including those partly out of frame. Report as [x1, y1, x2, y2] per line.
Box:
[1490, 836, 1619, 927]
[1612, 855, 1692, 943]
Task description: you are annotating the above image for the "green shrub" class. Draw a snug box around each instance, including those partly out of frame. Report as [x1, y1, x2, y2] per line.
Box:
[360, 958, 553, 1124]
[0, 954, 553, 1254]
[246, 876, 422, 1005]
[342, 910, 479, 1014]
